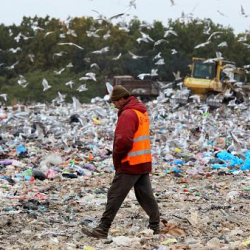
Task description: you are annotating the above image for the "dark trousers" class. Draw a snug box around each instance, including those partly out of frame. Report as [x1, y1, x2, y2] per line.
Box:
[100, 172, 160, 229]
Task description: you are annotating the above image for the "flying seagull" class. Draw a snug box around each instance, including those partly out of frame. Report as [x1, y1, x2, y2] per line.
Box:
[128, 51, 146, 59]
[54, 68, 65, 75]
[92, 10, 125, 24]
[42, 78, 51, 91]
[230, 131, 246, 159]
[112, 53, 122, 61]
[58, 42, 84, 50]
[240, 5, 248, 17]
[0, 94, 7, 101]
[77, 84, 88, 92]
[5, 61, 19, 70]
[65, 80, 75, 89]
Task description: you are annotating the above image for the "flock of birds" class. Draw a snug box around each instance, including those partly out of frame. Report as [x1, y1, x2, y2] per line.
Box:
[0, 88, 249, 170]
[0, 0, 249, 106]
[0, 0, 249, 173]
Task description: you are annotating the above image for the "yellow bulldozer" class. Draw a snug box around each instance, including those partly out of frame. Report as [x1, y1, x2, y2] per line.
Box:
[175, 57, 249, 107]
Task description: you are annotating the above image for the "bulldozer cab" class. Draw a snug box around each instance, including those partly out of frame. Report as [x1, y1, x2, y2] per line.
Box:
[192, 59, 215, 80]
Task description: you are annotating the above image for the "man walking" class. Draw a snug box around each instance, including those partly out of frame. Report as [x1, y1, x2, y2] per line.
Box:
[82, 85, 160, 239]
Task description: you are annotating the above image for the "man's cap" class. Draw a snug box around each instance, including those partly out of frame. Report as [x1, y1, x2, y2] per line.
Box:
[111, 85, 130, 102]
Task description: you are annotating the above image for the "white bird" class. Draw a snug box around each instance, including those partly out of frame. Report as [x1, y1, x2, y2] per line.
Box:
[9, 47, 22, 53]
[155, 58, 165, 65]
[44, 31, 55, 38]
[14, 32, 22, 42]
[151, 69, 158, 76]
[22, 34, 34, 40]
[86, 72, 96, 81]
[65, 80, 75, 89]
[112, 53, 122, 60]
[136, 37, 149, 44]
[86, 28, 103, 38]
[31, 25, 44, 32]
[79, 76, 92, 81]
[66, 29, 77, 37]
[176, 82, 183, 89]
[203, 24, 211, 35]
[207, 31, 223, 42]
[171, 49, 178, 54]
[128, 51, 146, 59]
[227, 98, 237, 107]
[230, 131, 245, 159]
[5, 61, 19, 70]
[90, 63, 100, 70]
[223, 88, 234, 98]
[106, 82, 113, 94]
[66, 62, 73, 68]
[194, 41, 210, 49]
[218, 41, 228, 47]
[54, 68, 65, 75]
[215, 51, 223, 59]
[140, 21, 153, 30]
[42, 78, 51, 91]
[103, 30, 111, 40]
[17, 76, 29, 88]
[57, 92, 66, 103]
[93, 10, 125, 24]
[154, 39, 168, 47]
[59, 33, 66, 38]
[53, 51, 67, 58]
[158, 81, 174, 89]
[28, 54, 35, 63]
[77, 84, 88, 92]
[58, 42, 84, 50]
[238, 35, 247, 42]
[72, 96, 82, 111]
[164, 29, 178, 38]
[137, 73, 150, 80]
[0, 94, 7, 101]
[92, 46, 109, 54]
[173, 71, 182, 80]
[153, 52, 162, 60]
[140, 31, 154, 42]
[52, 92, 66, 103]
[119, 25, 130, 32]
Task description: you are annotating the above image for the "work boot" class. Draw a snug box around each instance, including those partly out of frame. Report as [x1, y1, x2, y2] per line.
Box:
[149, 223, 160, 235]
[152, 227, 160, 235]
[81, 224, 109, 239]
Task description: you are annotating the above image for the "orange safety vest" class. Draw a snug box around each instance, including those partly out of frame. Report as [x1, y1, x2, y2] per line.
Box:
[121, 109, 152, 165]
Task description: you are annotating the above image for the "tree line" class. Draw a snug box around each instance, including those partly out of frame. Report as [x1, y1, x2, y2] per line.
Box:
[0, 15, 249, 104]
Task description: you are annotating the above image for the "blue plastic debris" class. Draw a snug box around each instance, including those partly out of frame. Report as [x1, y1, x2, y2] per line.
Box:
[171, 159, 184, 165]
[240, 158, 250, 170]
[16, 145, 27, 155]
[171, 167, 182, 173]
[212, 163, 227, 169]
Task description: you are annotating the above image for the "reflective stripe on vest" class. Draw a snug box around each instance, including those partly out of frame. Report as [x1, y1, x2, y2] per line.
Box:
[121, 109, 152, 165]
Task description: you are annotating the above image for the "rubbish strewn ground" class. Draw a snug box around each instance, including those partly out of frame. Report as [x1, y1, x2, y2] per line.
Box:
[0, 99, 250, 250]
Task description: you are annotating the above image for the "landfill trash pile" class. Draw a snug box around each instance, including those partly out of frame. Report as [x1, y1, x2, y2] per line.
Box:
[0, 99, 250, 250]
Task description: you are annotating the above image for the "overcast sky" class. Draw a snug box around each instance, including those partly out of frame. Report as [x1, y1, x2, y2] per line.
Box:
[0, 0, 249, 34]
